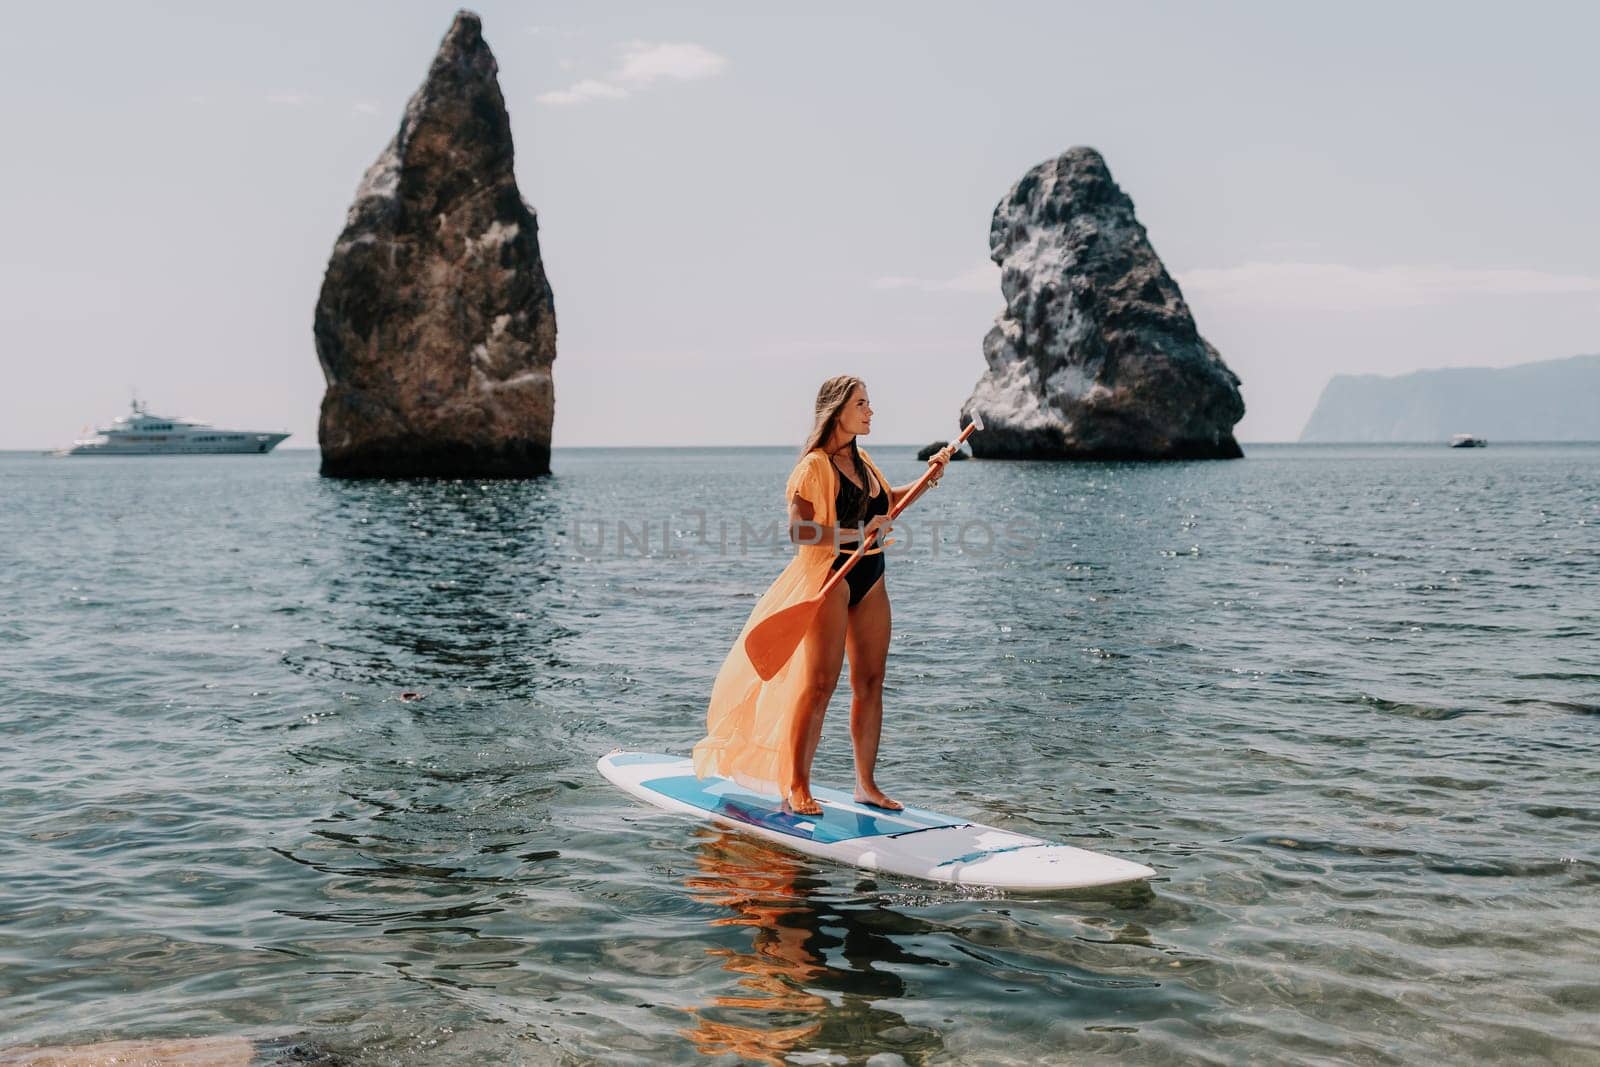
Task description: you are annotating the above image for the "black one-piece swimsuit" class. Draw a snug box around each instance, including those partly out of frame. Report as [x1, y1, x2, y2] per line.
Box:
[830, 458, 888, 607]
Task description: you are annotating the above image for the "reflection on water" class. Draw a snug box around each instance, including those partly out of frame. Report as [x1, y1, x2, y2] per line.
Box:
[297, 478, 573, 692]
[680, 830, 943, 1065]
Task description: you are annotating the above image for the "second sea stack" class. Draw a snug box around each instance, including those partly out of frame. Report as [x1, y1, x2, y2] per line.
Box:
[961, 147, 1243, 460]
[314, 11, 556, 478]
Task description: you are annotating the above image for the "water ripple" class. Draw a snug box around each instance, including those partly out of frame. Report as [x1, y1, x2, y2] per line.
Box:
[1, 445, 1597, 1064]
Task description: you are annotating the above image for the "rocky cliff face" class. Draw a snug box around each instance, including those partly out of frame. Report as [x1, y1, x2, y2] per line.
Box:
[960, 147, 1243, 460]
[315, 11, 556, 478]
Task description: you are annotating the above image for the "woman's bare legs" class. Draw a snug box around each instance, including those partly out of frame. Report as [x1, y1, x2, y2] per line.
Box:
[845, 577, 899, 810]
[784, 580, 849, 815]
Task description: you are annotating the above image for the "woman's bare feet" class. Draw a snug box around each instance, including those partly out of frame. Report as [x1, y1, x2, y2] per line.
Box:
[783, 791, 823, 817]
[853, 787, 903, 811]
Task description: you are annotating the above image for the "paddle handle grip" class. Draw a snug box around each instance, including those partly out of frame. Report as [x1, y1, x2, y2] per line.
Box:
[886, 419, 979, 522]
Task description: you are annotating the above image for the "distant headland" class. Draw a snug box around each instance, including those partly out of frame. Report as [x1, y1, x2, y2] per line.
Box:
[1299, 353, 1600, 442]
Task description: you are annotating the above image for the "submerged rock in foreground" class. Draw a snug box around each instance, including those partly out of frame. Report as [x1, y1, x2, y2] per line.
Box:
[315, 10, 556, 478]
[0, 1036, 254, 1064]
[961, 147, 1243, 460]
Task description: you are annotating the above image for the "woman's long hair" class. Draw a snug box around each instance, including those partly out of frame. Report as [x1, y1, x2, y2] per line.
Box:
[801, 375, 865, 463]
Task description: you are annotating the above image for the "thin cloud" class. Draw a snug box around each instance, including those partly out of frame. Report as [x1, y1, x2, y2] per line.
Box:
[536, 79, 629, 106]
[539, 40, 727, 106]
[871, 264, 997, 294]
[1254, 239, 1325, 256]
[763, 338, 958, 356]
[1177, 262, 1600, 310]
[616, 41, 727, 84]
[351, 101, 379, 116]
[265, 91, 313, 106]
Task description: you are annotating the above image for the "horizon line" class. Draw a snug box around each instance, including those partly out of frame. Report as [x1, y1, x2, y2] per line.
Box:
[8, 439, 1600, 456]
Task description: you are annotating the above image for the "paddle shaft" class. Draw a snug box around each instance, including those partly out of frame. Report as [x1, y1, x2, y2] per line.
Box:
[808, 420, 980, 600]
[742, 420, 982, 680]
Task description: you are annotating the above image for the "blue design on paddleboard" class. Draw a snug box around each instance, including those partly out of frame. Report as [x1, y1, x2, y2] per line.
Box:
[933, 843, 1042, 869]
[642, 773, 962, 844]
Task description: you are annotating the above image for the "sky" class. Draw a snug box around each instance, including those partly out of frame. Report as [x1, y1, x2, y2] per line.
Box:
[2, 0, 1596, 449]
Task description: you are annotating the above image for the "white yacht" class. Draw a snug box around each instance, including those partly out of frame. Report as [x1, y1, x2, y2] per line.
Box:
[1449, 433, 1487, 449]
[56, 399, 290, 456]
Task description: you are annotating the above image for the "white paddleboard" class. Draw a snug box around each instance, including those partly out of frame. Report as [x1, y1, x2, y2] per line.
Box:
[598, 751, 1155, 891]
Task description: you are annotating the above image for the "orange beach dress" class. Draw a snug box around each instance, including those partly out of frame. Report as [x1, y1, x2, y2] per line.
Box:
[692, 446, 893, 797]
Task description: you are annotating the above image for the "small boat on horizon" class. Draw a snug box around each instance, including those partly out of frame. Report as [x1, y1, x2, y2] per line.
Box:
[52, 399, 290, 456]
[1449, 433, 1488, 448]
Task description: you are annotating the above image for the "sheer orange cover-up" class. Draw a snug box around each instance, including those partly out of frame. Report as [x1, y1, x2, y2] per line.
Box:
[692, 447, 892, 797]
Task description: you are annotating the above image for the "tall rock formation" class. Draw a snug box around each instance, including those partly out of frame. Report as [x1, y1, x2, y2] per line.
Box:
[961, 147, 1243, 460]
[315, 11, 556, 478]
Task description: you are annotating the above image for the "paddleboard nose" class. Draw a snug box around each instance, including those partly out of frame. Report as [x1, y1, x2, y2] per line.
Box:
[947, 844, 1156, 890]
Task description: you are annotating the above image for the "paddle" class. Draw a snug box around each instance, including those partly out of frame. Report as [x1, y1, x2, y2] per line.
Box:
[744, 415, 984, 681]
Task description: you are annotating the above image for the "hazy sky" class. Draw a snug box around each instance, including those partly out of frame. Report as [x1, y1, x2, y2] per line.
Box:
[3, 1, 1596, 449]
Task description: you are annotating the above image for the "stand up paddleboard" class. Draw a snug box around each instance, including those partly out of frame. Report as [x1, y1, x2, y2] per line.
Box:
[598, 752, 1155, 891]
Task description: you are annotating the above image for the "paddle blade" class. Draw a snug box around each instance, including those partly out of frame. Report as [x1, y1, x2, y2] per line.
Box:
[744, 598, 820, 681]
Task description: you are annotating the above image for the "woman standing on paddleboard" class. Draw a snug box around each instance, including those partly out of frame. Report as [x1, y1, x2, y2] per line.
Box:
[693, 375, 954, 816]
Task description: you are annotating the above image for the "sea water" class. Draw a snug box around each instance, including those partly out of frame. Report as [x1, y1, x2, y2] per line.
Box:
[1, 444, 1596, 1064]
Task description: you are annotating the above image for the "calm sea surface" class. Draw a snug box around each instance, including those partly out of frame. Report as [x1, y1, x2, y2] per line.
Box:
[2, 444, 1597, 1065]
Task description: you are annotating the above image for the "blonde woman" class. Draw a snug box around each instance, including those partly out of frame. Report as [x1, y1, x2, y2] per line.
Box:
[694, 376, 954, 816]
